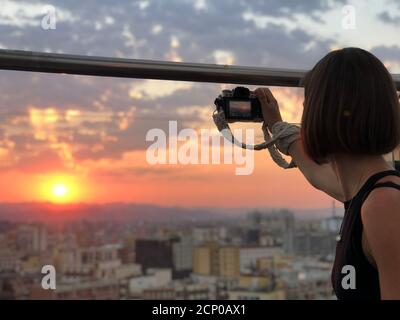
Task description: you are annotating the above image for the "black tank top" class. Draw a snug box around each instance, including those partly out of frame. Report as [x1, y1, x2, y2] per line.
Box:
[331, 170, 400, 300]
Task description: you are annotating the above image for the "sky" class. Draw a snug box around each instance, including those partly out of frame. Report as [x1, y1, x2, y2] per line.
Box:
[0, 0, 399, 208]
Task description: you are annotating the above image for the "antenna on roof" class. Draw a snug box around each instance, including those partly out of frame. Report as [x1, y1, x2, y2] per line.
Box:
[331, 200, 336, 218]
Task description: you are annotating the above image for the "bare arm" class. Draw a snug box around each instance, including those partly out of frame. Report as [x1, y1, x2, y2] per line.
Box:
[362, 189, 400, 299]
[288, 140, 344, 201]
[255, 87, 344, 202]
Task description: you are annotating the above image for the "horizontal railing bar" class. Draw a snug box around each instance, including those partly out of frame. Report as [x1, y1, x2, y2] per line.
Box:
[0, 50, 304, 87]
[0, 49, 399, 90]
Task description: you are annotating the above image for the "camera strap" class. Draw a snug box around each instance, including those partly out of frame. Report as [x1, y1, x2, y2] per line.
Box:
[212, 109, 297, 169]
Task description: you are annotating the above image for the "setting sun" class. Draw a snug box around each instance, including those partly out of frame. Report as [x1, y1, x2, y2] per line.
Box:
[52, 183, 69, 198]
[48, 180, 73, 203]
[34, 174, 86, 204]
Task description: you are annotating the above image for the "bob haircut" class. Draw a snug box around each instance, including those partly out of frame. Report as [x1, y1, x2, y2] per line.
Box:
[301, 47, 400, 164]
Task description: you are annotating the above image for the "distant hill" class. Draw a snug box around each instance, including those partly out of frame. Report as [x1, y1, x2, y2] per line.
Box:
[206, 206, 344, 220]
[0, 202, 222, 223]
[0, 202, 342, 223]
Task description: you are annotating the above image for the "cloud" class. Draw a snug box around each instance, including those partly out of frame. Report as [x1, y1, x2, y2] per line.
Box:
[0, 0, 75, 28]
[129, 80, 193, 100]
[0, 0, 396, 176]
[377, 0, 400, 26]
[377, 11, 400, 26]
[372, 44, 400, 61]
[371, 45, 400, 72]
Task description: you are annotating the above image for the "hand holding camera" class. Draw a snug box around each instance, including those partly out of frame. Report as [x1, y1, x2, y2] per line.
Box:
[212, 86, 300, 169]
[254, 87, 283, 129]
[214, 86, 263, 122]
[214, 86, 283, 129]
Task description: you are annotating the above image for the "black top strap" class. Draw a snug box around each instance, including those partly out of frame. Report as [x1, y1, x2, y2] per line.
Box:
[344, 170, 400, 209]
[364, 170, 400, 187]
[360, 181, 400, 208]
[333, 171, 399, 300]
[372, 181, 400, 190]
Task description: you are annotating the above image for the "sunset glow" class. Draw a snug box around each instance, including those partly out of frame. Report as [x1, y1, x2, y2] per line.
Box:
[52, 183, 68, 198]
[0, 0, 398, 210]
[36, 175, 82, 204]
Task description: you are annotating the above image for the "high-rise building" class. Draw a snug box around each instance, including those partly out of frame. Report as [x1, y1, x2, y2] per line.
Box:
[135, 236, 193, 278]
[193, 243, 218, 276]
[135, 239, 174, 272]
[193, 244, 239, 277]
[219, 246, 240, 277]
[246, 210, 295, 253]
[16, 224, 47, 253]
[172, 234, 193, 278]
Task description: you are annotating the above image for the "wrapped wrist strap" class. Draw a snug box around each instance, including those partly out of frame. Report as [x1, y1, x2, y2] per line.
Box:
[212, 109, 300, 169]
[271, 121, 302, 155]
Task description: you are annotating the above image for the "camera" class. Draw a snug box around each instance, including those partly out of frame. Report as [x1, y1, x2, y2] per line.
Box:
[214, 86, 263, 122]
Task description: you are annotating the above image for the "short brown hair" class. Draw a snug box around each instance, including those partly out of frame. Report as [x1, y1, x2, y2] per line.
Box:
[301, 47, 400, 164]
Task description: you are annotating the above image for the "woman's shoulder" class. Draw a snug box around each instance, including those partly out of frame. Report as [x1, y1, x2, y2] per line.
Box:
[365, 173, 400, 202]
[361, 178, 400, 233]
[362, 175, 400, 213]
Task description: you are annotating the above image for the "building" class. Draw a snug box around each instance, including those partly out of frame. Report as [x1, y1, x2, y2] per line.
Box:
[29, 278, 121, 300]
[294, 230, 337, 257]
[16, 224, 47, 253]
[193, 243, 218, 276]
[239, 247, 283, 274]
[190, 274, 239, 299]
[128, 268, 172, 298]
[238, 274, 274, 291]
[192, 227, 222, 245]
[228, 289, 286, 300]
[0, 249, 18, 273]
[58, 244, 123, 278]
[320, 216, 342, 233]
[172, 234, 193, 278]
[142, 287, 176, 300]
[193, 244, 239, 277]
[142, 282, 212, 300]
[246, 210, 295, 253]
[193, 244, 285, 278]
[135, 239, 174, 272]
[0, 273, 29, 299]
[219, 246, 240, 277]
[279, 258, 334, 299]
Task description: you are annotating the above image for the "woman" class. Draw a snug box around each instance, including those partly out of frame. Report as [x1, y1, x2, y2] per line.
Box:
[255, 47, 400, 300]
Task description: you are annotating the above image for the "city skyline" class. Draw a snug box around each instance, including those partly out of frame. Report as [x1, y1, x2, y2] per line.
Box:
[0, 208, 341, 300]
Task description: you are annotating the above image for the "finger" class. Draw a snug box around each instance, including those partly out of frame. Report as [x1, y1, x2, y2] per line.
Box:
[254, 88, 264, 98]
[256, 88, 276, 105]
[263, 88, 277, 104]
[255, 87, 267, 97]
[255, 88, 270, 107]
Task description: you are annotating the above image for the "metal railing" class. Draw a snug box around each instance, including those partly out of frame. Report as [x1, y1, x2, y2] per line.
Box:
[1, 49, 399, 90]
[0, 49, 399, 168]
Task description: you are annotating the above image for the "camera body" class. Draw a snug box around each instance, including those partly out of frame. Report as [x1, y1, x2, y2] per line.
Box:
[214, 86, 263, 122]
